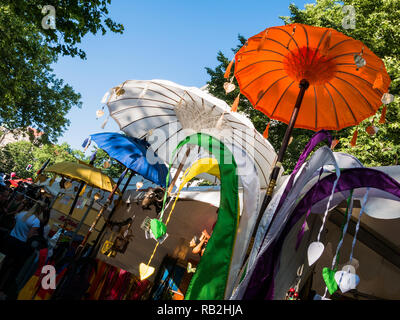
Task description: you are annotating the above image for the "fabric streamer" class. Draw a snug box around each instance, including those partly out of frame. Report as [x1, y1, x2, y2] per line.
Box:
[349, 188, 370, 263]
[242, 168, 400, 300]
[232, 143, 362, 300]
[160, 133, 239, 300]
[322, 190, 354, 297]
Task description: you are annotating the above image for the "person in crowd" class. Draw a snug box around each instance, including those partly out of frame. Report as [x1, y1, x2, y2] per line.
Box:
[6, 192, 27, 216]
[0, 202, 50, 300]
[0, 186, 10, 216]
[0, 192, 29, 236]
[189, 229, 211, 256]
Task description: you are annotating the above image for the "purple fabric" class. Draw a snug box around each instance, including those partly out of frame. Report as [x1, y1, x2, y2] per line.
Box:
[275, 130, 332, 218]
[255, 130, 332, 256]
[243, 168, 400, 300]
[293, 130, 332, 173]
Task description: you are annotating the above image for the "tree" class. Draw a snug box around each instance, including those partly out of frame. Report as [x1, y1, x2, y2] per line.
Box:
[0, 1, 123, 142]
[205, 0, 400, 171]
[0, 141, 124, 180]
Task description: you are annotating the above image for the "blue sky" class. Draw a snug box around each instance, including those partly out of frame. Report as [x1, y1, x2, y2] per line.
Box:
[54, 0, 311, 151]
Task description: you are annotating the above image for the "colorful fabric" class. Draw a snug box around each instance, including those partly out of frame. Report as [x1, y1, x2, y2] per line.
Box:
[17, 248, 48, 300]
[243, 168, 400, 299]
[162, 133, 239, 300]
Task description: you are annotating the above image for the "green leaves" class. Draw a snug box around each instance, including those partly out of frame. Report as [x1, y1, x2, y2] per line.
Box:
[0, 140, 126, 180]
[0, 1, 123, 143]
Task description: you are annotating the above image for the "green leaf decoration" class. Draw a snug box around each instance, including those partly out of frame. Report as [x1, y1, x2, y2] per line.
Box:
[150, 219, 167, 240]
[322, 267, 338, 295]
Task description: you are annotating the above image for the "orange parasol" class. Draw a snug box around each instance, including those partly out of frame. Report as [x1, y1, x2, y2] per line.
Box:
[233, 23, 391, 132]
[229, 23, 391, 241]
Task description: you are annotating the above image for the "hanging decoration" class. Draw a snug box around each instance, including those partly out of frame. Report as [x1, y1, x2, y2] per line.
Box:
[96, 107, 105, 119]
[223, 76, 236, 94]
[381, 92, 394, 105]
[103, 160, 111, 169]
[366, 125, 379, 136]
[350, 129, 358, 147]
[136, 180, 144, 190]
[307, 160, 341, 266]
[321, 190, 354, 296]
[94, 192, 102, 201]
[353, 47, 366, 70]
[285, 264, 303, 300]
[379, 105, 387, 124]
[230, 93, 240, 112]
[334, 188, 370, 293]
[59, 177, 66, 189]
[330, 138, 340, 150]
[224, 59, 235, 79]
[263, 121, 270, 139]
[187, 262, 196, 274]
[79, 184, 87, 197]
[86, 187, 93, 199]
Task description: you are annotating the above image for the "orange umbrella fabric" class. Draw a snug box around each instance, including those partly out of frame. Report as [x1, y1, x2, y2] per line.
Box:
[233, 23, 391, 131]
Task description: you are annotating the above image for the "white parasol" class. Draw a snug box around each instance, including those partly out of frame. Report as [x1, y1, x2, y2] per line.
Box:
[103, 79, 278, 189]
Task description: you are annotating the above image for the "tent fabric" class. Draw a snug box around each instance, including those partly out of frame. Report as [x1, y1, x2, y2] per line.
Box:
[90, 132, 168, 187]
[161, 133, 239, 300]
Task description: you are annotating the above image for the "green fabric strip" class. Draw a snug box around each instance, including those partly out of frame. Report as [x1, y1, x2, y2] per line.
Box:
[162, 133, 239, 300]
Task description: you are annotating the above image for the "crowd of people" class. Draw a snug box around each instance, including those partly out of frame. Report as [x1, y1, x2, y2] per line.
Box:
[0, 179, 51, 300]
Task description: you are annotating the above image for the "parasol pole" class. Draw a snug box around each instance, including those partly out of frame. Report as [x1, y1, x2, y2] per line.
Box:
[89, 170, 136, 258]
[68, 196, 96, 247]
[33, 158, 50, 183]
[245, 79, 310, 257]
[168, 146, 191, 194]
[75, 167, 128, 257]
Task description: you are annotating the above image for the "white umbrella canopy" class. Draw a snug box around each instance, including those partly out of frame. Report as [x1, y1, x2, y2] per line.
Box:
[104, 79, 278, 188]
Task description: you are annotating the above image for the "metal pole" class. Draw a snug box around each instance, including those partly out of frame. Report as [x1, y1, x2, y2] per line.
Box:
[168, 147, 191, 194]
[244, 79, 310, 259]
[69, 197, 96, 245]
[89, 170, 135, 257]
[75, 167, 129, 256]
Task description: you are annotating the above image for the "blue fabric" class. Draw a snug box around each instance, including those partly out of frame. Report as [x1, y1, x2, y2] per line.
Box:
[90, 132, 168, 187]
